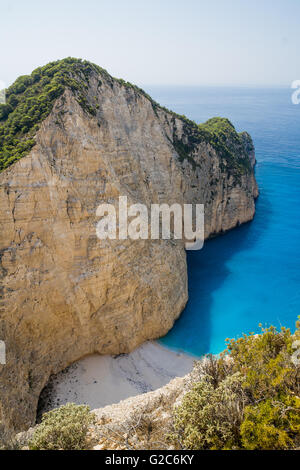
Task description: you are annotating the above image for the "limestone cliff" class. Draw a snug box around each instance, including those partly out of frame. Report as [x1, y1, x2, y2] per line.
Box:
[0, 59, 258, 436]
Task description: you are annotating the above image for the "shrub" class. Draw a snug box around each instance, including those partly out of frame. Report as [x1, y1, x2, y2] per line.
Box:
[173, 372, 246, 450]
[241, 395, 300, 450]
[172, 319, 300, 450]
[29, 403, 95, 450]
[225, 323, 300, 400]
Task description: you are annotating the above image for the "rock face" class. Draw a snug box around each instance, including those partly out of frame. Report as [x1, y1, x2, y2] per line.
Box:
[0, 64, 258, 436]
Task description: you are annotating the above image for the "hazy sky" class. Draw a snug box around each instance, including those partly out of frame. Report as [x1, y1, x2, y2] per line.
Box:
[1, 0, 299, 87]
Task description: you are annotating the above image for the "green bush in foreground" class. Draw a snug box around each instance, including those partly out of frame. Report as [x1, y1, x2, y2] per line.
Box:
[29, 403, 95, 450]
[173, 372, 246, 449]
[173, 319, 300, 450]
[241, 395, 300, 450]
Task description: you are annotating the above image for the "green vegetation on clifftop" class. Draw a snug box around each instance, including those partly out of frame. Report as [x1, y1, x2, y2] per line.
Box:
[0, 58, 104, 171]
[198, 117, 252, 173]
[0, 58, 254, 176]
[169, 116, 253, 177]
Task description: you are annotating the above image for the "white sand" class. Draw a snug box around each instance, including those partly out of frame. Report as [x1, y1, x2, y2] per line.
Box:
[38, 341, 194, 415]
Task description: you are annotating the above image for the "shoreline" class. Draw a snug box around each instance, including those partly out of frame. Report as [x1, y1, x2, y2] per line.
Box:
[156, 339, 204, 360]
[38, 341, 194, 417]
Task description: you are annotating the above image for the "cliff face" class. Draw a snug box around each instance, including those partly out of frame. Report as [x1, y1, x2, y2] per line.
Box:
[0, 61, 258, 435]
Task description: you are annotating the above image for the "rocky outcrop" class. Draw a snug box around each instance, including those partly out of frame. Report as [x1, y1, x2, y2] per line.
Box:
[91, 375, 187, 450]
[0, 61, 258, 436]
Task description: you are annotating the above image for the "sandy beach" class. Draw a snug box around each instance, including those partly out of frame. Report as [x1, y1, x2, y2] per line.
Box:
[38, 341, 194, 417]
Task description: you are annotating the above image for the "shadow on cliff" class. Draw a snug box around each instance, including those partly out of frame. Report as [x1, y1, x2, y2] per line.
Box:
[158, 189, 272, 357]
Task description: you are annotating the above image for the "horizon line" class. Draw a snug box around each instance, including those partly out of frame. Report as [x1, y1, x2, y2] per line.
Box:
[138, 83, 292, 89]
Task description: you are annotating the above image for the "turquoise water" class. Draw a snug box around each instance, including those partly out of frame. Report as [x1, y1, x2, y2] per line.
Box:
[145, 86, 300, 357]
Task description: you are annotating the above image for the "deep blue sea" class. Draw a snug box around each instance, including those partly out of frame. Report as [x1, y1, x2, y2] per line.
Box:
[145, 86, 300, 357]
